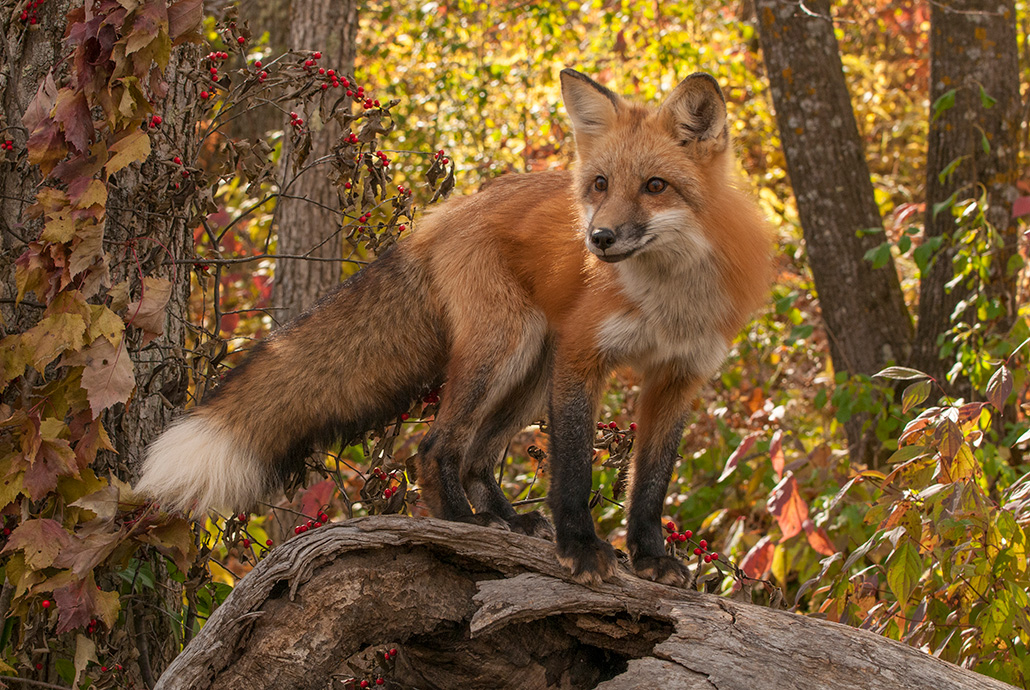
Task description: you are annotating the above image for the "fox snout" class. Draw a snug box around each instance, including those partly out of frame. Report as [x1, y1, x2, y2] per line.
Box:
[587, 223, 649, 262]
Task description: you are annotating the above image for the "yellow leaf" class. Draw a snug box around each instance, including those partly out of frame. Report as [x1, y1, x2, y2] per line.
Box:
[22, 312, 88, 371]
[89, 305, 125, 345]
[42, 214, 76, 243]
[106, 129, 151, 175]
[73, 179, 108, 209]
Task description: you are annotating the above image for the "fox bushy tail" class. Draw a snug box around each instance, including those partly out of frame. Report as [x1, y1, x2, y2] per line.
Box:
[135, 247, 446, 516]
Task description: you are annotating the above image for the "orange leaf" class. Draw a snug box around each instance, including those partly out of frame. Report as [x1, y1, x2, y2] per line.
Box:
[803, 521, 837, 556]
[770, 429, 785, 480]
[739, 535, 774, 579]
[767, 473, 808, 542]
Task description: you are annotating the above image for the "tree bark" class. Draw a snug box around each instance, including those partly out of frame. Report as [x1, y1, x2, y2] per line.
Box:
[156, 516, 1015, 690]
[272, 0, 358, 323]
[755, 0, 914, 381]
[914, 0, 1021, 385]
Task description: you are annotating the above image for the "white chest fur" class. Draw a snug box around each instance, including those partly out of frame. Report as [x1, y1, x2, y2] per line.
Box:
[597, 250, 730, 378]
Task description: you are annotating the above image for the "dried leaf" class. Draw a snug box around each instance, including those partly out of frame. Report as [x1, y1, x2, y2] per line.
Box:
[168, 0, 203, 41]
[1, 518, 72, 570]
[22, 312, 88, 371]
[873, 366, 930, 381]
[73, 634, 97, 689]
[718, 432, 758, 483]
[106, 129, 152, 175]
[124, 276, 172, 343]
[77, 338, 135, 415]
[986, 365, 1012, 412]
[54, 88, 95, 154]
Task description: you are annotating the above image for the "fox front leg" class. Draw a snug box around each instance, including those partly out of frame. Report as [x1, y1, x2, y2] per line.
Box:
[624, 369, 700, 586]
[547, 368, 618, 586]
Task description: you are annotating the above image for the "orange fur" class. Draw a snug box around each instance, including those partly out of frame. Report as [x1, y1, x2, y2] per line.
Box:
[136, 69, 772, 585]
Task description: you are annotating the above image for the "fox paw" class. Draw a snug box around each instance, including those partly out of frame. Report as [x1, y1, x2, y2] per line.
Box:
[632, 555, 689, 587]
[457, 512, 511, 531]
[507, 511, 555, 541]
[556, 537, 618, 587]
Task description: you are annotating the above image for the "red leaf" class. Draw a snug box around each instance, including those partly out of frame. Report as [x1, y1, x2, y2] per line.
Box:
[1012, 195, 1030, 219]
[23, 438, 78, 500]
[739, 535, 774, 579]
[718, 432, 759, 482]
[767, 473, 809, 542]
[54, 88, 95, 154]
[770, 430, 785, 480]
[53, 573, 120, 634]
[299, 479, 337, 518]
[803, 521, 837, 556]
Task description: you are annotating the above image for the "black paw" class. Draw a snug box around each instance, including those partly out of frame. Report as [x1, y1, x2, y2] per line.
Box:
[507, 511, 555, 541]
[556, 537, 618, 586]
[632, 554, 689, 587]
[457, 512, 511, 531]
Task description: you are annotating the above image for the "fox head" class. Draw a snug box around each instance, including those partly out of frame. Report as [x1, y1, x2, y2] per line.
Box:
[560, 68, 731, 265]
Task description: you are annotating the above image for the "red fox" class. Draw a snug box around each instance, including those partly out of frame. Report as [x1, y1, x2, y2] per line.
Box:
[136, 69, 772, 586]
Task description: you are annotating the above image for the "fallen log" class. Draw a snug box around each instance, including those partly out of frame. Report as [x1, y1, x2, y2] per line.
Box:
[156, 515, 1014, 690]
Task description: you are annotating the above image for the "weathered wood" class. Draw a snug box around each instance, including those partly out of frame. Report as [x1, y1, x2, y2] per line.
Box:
[157, 516, 1015, 690]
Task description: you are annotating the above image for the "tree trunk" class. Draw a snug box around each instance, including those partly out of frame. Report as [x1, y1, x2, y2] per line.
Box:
[155, 516, 1014, 690]
[272, 0, 358, 323]
[755, 0, 915, 462]
[914, 0, 1021, 386]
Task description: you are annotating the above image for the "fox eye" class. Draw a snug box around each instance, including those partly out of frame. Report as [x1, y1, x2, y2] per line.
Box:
[593, 176, 608, 192]
[645, 177, 668, 194]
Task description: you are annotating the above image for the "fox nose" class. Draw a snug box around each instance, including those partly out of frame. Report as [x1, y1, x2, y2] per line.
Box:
[590, 228, 617, 251]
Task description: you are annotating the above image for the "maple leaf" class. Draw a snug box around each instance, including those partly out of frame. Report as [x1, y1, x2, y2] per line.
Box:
[766, 472, 809, 542]
[136, 518, 197, 572]
[77, 338, 135, 415]
[1, 518, 72, 570]
[24, 437, 78, 499]
[21, 312, 88, 372]
[53, 527, 124, 577]
[54, 87, 95, 154]
[125, 276, 172, 343]
[0, 334, 33, 387]
[53, 572, 121, 634]
[106, 129, 151, 175]
[69, 220, 104, 278]
[88, 304, 125, 345]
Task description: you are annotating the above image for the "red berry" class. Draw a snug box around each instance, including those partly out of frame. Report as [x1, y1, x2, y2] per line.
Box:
[307, 520, 315, 528]
[677, 533, 687, 542]
[266, 539, 273, 546]
[344, 182, 352, 189]
[116, 665, 123, 671]
[699, 539, 708, 550]
[152, 115, 162, 125]
[346, 89, 353, 96]
[318, 67, 326, 74]
[259, 71, 267, 80]
[608, 422, 618, 429]
[390, 648, 397, 655]
[710, 552, 719, 561]
[328, 69, 335, 77]
[296, 118, 303, 126]
[237, 36, 245, 44]
[400, 413, 409, 421]
[319, 512, 328, 522]
[242, 539, 250, 547]
[321, 83, 329, 90]
[342, 78, 350, 87]
[238, 513, 247, 522]
[693, 547, 703, 556]
[665, 521, 676, 532]
[255, 60, 262, 67]
[629, 423, 637, 431]
[20, 10, 28, 19]
[101, 666, 108, 672]
[360, 682, 369, 689]
[313, 521, 322, 528]
[41, 599, 51, 609]
[683, 529, 693, 539]
[181, 169, 190, 178]
[173, 156, 182, 165]
[313, 51, 322, 59]
[442, 158, 450, 165]
[29, 15, 37, 24]
[703, 554, 712, 563]
[376, 680, 384, 686]
[399, 224, 407, 232]
[200, 90, 210, 99]
[597, 422, 605, 430]
[210, 67, 218, 75]
[35, 663, 43, 671]
[666, 535, 674, 543]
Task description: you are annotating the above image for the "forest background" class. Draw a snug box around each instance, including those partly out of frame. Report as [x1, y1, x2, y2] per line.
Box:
[1, 0, 1029, 688]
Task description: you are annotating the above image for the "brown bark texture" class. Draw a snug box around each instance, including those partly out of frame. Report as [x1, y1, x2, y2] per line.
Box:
[754, 0, 914, 377]
[272, 0, 359, 323]
[913, 0, 1021, 382]
[156, 516, 1016, 690]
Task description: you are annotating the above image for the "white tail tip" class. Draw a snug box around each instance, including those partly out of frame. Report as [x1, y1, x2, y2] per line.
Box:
[135, 415, 267, 517]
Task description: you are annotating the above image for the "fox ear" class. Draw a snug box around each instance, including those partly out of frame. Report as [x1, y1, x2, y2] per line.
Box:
[662, 72, 728, 153]
[561, 68, 620, 144]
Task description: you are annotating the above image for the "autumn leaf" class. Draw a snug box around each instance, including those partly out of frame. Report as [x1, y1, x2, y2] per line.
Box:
[769, 429, 785, 480]
[0, 334, 33, 387]
[803, 520, 837, 556]
[717, 432, 758, 483]
[54, 87, 95, 154]
[53, 528, 124, 577]
[88, 304, 125, 345]
[168, 0, 203, 42]
[22, 70, 59, 133]
[69, 220, 104, 278]
[1, 518, 72, 570]
[767, 472, 809, 542]
[106, 128, 152, 175]
[136, 518, 197, 572]
[24, 437, 79, 499]
[739, 535, 774, 579]
[77, 338, 136, 415]
[125, 276, 172, 343]
[53, 572, 121, 634]
[886, 540, 922, 612]
[21, 311, 88, 372]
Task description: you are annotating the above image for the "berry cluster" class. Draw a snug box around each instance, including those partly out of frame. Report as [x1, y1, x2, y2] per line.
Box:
[294, 510, 330, 535]
[433, 149, 450, 166]
[596, 421, 637, 432]
[148, 115, 162, 128]
[1, 139, 14, 152]
[18, 0, 43, 25]
[664, 521, 720, 563]
[372, 467, 403, 500]
[288, 111, 304, 130]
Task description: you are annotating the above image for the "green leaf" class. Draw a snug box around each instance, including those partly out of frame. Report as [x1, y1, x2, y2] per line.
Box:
[897, 234, 911, 254]
[931, 88, 956, 121]
[901, 379, 931, 413]
[874, 366, 930, 381]
[863, 242, 892, 269]
[932, 191, 959, 220]
[937, 156, 964, 185]
[978, 84, 996, 109]
[886, 540, 922, 611]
